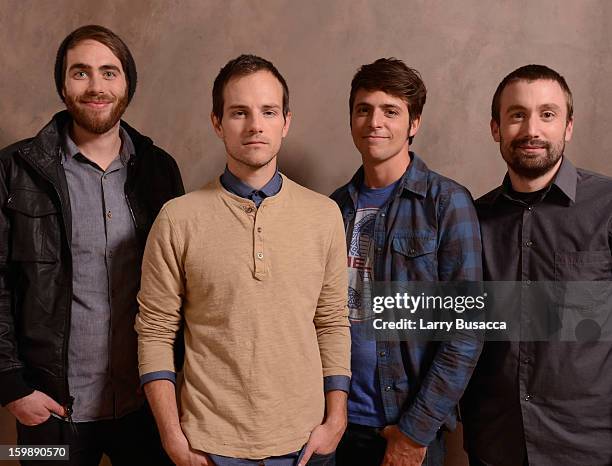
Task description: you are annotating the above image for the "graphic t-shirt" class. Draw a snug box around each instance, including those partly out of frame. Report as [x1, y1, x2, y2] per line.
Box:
[347, 180, 398, 427]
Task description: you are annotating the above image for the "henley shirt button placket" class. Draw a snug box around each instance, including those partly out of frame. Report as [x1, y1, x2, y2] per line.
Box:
[253, 209, 266, 278]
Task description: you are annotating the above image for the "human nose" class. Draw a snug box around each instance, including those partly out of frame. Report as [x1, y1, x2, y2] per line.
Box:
[523, 114, 541, 138]
[368, 108, 383, 129]
[86, 74, 104, 94]
[248, 113, 264, 133]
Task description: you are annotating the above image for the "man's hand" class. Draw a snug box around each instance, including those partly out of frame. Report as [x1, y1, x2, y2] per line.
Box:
[298, 416, 346, 466]
[381, 425, 427, 466]
[144, 380, 212, 466]
[6, 390, 66, 426]
[298, 389, 348, 466]
[162, 430, 213, 466]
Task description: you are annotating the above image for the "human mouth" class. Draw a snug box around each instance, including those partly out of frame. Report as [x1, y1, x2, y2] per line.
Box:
[80, 100, 113, 109]
[243, 140, 268, 146]
[512, 138, 549, 153]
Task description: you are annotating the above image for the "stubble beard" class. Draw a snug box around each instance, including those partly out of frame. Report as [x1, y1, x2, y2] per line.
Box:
[65, 90, 128, 135]
[227, 149, 277, 170]
[500, 134, 565, 179]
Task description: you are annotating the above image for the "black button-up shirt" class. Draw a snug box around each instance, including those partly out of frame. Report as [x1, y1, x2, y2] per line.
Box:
[462, 157, 612, 466]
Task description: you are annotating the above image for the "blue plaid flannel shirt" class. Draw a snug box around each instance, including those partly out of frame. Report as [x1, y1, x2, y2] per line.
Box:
[330, 152, 483, 446]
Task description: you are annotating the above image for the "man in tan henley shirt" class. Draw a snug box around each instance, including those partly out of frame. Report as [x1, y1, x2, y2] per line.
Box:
[135, 54, 351, 466]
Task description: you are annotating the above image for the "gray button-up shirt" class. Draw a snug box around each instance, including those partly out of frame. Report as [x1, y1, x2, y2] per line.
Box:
[62, 126, 143, 421]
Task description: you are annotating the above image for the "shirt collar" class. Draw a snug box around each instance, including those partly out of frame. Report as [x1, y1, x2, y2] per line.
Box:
[483, 156, 577, 206]
[220, 166, 283, 200]
[62, 124, 135, 166]
[348, 151, 429, 199]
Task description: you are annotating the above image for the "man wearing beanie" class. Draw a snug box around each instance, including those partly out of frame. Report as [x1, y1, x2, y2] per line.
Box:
[0, 25, 183, 464]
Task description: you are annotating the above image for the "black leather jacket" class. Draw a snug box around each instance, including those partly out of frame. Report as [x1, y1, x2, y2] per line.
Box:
[0, 111, 184, 409]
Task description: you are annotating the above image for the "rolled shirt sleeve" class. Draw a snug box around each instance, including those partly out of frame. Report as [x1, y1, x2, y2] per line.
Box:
[135, 206, 185, 379]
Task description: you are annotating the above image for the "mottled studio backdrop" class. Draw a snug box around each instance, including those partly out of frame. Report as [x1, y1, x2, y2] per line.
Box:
[2, 0, 612, 465]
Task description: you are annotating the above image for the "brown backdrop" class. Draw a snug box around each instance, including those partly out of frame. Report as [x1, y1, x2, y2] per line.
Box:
[2, 1, 612, 464]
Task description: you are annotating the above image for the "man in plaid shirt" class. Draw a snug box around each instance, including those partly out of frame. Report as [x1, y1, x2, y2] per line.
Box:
[331, 58, 483, 466]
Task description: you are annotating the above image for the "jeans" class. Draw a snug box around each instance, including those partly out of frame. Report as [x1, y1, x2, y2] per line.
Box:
[336, 423, 446, 466]
[16, 405, 171, 466]
[209, 449, 335, 466]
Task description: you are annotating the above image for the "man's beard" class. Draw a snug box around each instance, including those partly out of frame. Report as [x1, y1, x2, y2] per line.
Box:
[500, 135, 565, 179]
[64, 90, 128, 134]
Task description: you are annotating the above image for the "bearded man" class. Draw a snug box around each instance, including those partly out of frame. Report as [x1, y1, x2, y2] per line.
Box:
[462, 64, 612, 466]
[0, 25, 183, 465]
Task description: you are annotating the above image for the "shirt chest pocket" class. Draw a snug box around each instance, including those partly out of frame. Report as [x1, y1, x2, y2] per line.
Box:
[554, 250, 612, 281]
[6, 189, 61, 262]
[391, 234, 437, 280]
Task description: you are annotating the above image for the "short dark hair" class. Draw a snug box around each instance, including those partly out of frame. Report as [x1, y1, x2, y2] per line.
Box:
[212, 54, 290, 121]
[54, 25, 137, 103]
[350, 58, 427, 144]
[491, 64, 573, 124]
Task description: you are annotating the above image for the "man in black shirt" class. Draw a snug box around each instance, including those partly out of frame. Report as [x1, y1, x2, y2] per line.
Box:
[462, 64, 612, 466]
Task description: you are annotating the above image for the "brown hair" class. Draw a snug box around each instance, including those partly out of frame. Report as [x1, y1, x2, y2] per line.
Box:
[54, 25, 137, 103]
[212, 54, 289, 121]
[491, 64, 573, 124]
[350, 58, 427, 144]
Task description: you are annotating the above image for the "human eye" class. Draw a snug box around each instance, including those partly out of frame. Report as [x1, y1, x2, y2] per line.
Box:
[541, 110, 556, 121]
[385, 109, 399, 117]
[103, 70, 117, 79]
[355, 106, 369, 115]
[263, 109, 278, 117]
[510, 111, 525, 121]
[231, 110, 246, 118]
[73, 71, 87, 79]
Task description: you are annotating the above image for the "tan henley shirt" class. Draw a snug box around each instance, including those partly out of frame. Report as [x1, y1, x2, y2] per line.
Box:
[136, 175, 350, 458]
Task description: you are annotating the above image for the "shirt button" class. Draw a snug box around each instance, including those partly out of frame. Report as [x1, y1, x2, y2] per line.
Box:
[384, 386, 392, 392]
[381, 213, 386, 217]
[257, 227, 262, 233]
[379, 351, 386, 357]
[256, 252, 264, 260]
[523, 394, 531, 402]
[245, 207, 254, 214]
[524, 280, 531, 285]
[376, 247, 382, 253]
[522, 357, 531, 364]
[527, 206, 533, 211]
[524, 240, 533, 247]
[409, 248, 416, 255]
[106, 211, 112, 219]
[103, 175, 108, 180]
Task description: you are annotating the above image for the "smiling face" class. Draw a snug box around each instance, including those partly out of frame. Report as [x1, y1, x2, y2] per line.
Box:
[211, 70, 291, 172]
[62, 39, 128, 134]
[492, 79, 573, 179]
[351, 88, 420, 170]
